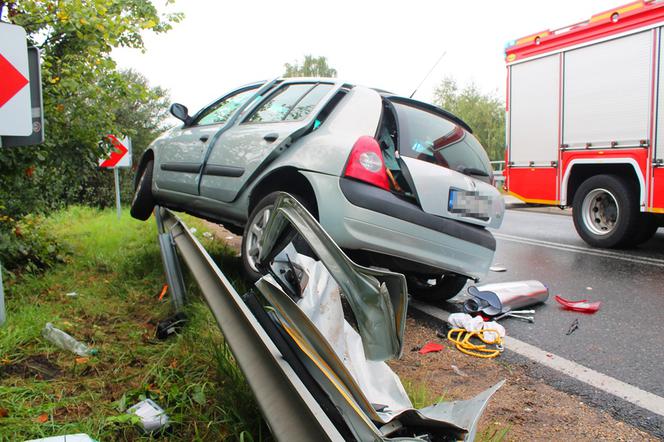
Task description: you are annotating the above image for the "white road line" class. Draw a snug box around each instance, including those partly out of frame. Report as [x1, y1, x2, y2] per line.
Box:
[493, 232, 664, 267]
[410, 300, 664, 418]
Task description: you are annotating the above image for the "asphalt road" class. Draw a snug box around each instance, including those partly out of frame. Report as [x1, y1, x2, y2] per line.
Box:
[455, 209, 664, 398]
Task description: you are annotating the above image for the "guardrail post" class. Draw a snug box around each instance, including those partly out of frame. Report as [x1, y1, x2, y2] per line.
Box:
[155, 207, 186, 310]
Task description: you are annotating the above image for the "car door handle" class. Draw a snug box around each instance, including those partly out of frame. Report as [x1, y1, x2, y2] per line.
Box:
[263, 133, 279, 143]
[199, 135, 209, 142]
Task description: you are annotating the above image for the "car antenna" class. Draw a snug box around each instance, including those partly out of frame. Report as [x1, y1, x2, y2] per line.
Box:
[409, 50, 446, 99]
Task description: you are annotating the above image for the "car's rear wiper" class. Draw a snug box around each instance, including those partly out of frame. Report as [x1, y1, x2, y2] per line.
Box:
[457, 166, 489, 177]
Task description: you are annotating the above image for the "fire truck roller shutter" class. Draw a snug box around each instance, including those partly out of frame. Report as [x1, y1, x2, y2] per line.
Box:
[656, 27, 664, 163]
[509, 54, 560, 166]
[563, 31, 652, 148]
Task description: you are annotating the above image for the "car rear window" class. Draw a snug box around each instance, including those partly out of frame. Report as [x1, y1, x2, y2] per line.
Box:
[390, 101, 491, 177]
[247, 83, 333, 123]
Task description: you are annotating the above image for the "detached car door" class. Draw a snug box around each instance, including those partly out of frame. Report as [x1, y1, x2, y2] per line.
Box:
[199, 81, 344, 202]
[154, 85, 260, 195]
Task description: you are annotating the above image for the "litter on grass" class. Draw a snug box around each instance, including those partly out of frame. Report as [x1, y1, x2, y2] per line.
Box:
[65, 292, 78, 297]
[202, 231, 212, 239]
[26, 434, 98, 442]
[126, 399, 170, 433]
[42, 323, 97, 357]
[554, 295, 601, 313]
[418, 342, 444, 354]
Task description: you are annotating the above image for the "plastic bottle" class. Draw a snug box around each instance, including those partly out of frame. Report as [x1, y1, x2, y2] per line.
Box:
[41, 323, 98, 357]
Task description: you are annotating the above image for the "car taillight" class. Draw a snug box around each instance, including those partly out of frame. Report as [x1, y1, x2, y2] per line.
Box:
[344, 136, 390, 190]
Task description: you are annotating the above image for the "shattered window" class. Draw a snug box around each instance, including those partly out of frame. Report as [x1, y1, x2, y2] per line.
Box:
[194, 87, 258, 126]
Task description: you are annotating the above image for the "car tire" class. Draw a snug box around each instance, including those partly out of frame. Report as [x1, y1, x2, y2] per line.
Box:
[634, 213, 659, 245]
[241, 192, 313, 282]
[130, 160, 155, 221]
[406, 273, 468, 303]
[572, 174, 640, 248]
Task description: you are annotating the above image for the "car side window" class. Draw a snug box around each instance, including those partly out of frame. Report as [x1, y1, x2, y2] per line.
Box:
[194, 87, 258, 126]
[247, 83, 332, 123]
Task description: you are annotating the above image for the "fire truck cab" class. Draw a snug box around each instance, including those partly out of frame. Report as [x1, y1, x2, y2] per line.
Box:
[505, 0, 664, 247]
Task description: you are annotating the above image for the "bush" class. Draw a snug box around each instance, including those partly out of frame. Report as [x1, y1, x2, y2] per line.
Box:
[0, 211, 64, 274]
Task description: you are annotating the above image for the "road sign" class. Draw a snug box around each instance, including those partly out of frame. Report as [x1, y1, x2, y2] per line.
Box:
[99, 135, 132, 169]
[1, 47, 44, 147]
[0, 23, 31, 136]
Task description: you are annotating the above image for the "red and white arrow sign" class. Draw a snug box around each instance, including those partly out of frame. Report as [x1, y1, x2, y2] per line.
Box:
[99, 135, 132, 168]
[0, 53, 28, 108]
[0, 23, 31, 136]
[99, 135, 128, 168]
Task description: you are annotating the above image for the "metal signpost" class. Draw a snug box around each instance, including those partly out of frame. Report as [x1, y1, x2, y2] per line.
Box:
[0, 23, 44, 327]
[98, 135, 132, 219]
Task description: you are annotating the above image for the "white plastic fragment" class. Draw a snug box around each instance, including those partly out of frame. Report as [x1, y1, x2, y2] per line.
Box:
[202, 232, 212, 239]
[65, 292, 78, 297]
[189, 227, 197, 233]
[489, 265, 507, 272]
[26, 434, 98, 442]
[225, 236, 233, 240]
[127, 399, 169, 433]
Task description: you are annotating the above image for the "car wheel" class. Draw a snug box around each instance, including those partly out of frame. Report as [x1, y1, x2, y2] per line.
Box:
[572, 174, 640, 248]
[406, 273, 468, 303]
[241, 192, 312, 282]
[130, 160, 155, 221]
[634, 213, 659, 245]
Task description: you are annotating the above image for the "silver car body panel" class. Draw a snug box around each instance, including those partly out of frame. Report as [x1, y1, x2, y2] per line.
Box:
[302, 171, 496, 280]
[258, 193, 407, 361]
[401, 156, 505, 229]
[253, 194, 503, 440]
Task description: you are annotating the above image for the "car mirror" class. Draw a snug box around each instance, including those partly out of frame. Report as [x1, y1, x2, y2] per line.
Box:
[170, 103, 192, 125]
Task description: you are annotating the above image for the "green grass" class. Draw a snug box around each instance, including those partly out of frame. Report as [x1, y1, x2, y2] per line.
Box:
[402, 380, 445, 409]
[0, 207, 268, 441]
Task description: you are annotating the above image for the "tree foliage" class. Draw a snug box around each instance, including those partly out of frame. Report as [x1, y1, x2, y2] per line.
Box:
[0, 1, 180, 271]
[433, 77, 505, 161]
[0, 0, 181, 216]
[284, 55, 337, 78]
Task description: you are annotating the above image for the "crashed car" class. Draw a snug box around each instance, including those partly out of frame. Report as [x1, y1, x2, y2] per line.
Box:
[131, 77, 505, 300]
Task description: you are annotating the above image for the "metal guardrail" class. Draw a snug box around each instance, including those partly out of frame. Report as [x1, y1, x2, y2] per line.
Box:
[491, 160, 505, 188]
[155, 207, 344, 442]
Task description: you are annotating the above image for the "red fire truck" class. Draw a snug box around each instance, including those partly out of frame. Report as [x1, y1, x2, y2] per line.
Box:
[504, 0, 664, 247]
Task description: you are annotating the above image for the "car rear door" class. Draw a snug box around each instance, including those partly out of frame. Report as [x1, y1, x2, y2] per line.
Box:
[154, 85, 261, 195]
[199, 81, 345, 203]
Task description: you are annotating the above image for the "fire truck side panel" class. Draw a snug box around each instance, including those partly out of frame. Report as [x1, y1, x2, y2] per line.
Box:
[560, 148, 648, 206]
[509, 55, 560, 165]
[563, 31, 652, 148]
[651, 168, 664, 211]
[656, 27, 664, 164]
[507, 167, 558, 204]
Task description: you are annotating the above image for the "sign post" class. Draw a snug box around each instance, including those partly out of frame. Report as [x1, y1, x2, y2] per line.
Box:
[99, 135, 132, 219]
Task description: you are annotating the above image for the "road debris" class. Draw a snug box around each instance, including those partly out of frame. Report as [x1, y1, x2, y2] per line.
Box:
[489, 265, 507, 272]
[554, 295, 601, 313]
[450, 364, 468, 377]
[418, 342, 444, 354]
[65, 292, 78, 297]
[566, 319, 580, 335]
[41, 323, 97, 357]
[127, 399, 170, 433]
[157, 284, 168, 301]
[155, 312, 186, 340]
[464, 280, 548, 316]
[202, 231, 212, 239]
[26, 435, 97, 442]
[447, 313, 505, 358]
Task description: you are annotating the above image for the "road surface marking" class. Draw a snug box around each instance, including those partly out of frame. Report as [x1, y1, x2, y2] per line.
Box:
[493, 232, 664, 267]
[410, 300, 664, 418]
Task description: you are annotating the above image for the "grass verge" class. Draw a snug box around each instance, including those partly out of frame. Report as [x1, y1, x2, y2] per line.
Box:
[0, 207, 267, 441]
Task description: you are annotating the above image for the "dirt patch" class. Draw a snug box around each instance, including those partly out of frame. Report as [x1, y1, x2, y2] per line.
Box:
[1, 355, 62, 380]
[203, 219, 658, 440]
[389, 318, 655, 441]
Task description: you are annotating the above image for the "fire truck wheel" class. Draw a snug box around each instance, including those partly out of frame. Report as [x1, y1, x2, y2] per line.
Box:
[634, 213, 659, 245]
[406, 273, 467, 303]
[572, 174, 640, 248]
[130, 160, 155, 221]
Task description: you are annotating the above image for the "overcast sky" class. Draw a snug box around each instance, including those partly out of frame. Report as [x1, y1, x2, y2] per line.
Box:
[113, 0, 627, 112]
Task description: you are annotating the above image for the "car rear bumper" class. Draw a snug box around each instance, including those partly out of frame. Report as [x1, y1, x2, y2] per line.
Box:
[301, 172, 496, 280]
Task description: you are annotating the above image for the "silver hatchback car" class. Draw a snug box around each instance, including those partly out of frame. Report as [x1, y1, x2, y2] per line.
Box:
[130, 77, 505, 301]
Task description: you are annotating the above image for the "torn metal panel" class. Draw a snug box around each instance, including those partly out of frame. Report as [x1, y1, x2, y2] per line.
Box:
[258, 193, 408, 361]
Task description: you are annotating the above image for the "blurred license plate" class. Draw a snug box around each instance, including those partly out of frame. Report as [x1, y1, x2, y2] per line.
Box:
[448, 189, 491, 219]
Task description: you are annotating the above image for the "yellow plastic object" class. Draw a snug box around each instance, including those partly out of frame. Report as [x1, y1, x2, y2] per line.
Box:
[447, 328, 503, 359]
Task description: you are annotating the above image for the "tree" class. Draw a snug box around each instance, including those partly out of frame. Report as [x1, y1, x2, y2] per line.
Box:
[284, 55, 337, 78]
[0, 0, 182, 216]
[433, 77, 505, 161]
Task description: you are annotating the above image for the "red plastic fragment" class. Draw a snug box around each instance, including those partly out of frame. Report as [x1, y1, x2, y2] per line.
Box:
[554, 295, 601, 313]
[418, 342, 444, 354]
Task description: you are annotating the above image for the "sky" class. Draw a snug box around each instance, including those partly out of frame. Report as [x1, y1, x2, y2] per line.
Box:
[113, 0, 629, 113]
